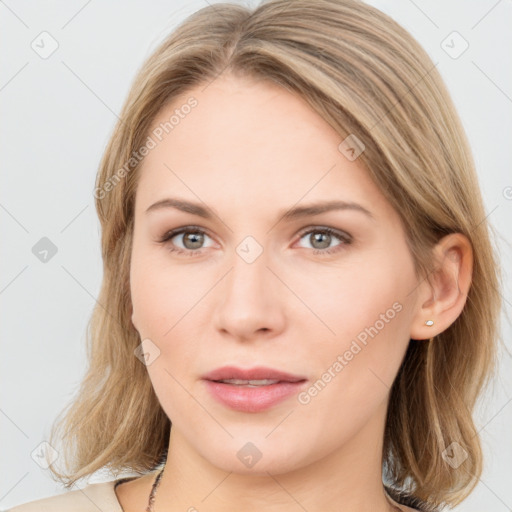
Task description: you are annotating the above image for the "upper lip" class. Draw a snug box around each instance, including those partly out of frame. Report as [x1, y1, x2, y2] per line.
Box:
[202, 366, 307, 383]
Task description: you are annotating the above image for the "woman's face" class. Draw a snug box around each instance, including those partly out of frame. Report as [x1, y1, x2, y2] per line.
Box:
[130, 74, 423, 474]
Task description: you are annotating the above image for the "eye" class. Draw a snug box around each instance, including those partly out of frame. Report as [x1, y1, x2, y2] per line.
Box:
[158, 225, 352, 257]
[158, 226, 214, 256]
[296, 226, 352, 255]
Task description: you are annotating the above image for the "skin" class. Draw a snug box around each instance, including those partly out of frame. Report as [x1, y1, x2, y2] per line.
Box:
[117, 73, 473, 512]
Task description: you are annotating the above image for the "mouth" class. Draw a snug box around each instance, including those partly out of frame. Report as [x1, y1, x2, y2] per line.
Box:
[210, 378, 286, 386]
[202, 365, 307, 383]
[202, 366, 308, 412]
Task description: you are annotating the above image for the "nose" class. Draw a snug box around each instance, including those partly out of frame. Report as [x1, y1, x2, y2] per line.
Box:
[212, 244, 286, 342]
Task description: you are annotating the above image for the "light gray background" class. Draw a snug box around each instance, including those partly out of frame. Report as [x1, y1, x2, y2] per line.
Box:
[1, 1, 511, 510]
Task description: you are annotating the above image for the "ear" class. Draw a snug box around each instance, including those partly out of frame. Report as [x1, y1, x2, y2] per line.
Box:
[410, 233, 473, 341]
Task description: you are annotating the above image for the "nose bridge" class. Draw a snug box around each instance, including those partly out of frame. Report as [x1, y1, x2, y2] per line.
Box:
[213, 235, 285, 338]
[226, 237, 272, 306]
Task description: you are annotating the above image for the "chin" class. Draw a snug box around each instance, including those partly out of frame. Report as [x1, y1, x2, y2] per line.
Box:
[196, 435, 316, 476]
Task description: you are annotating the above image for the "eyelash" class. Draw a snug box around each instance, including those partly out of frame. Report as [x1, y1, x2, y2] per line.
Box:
[157, 225, 352, 257]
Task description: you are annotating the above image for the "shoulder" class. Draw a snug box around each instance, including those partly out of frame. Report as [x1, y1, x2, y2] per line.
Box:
[6, 480, 123, 512]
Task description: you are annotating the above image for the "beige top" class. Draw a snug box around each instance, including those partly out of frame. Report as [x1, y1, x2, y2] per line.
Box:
[6, 479, 126, 512]
[6, 477, 423, 512]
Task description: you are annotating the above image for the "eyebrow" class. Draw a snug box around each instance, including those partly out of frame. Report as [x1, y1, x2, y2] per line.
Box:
[145, 197, 374, 221]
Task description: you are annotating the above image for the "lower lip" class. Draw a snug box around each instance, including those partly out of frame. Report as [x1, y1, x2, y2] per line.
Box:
[203, 380, 307, 412]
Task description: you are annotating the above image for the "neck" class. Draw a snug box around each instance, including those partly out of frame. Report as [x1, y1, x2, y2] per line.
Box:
[153, 402, 398, 512]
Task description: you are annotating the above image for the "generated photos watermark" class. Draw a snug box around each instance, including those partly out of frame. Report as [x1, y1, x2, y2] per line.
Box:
[94, 97, 198, 199]
[298, 301, 403, 405]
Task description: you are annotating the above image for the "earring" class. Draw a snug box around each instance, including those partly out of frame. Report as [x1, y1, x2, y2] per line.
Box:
[425, 320, 434, 326]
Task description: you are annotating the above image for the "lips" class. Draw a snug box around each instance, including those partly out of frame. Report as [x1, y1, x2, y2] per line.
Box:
[201, 365, 307, 384]
[201, 365, 308, 413]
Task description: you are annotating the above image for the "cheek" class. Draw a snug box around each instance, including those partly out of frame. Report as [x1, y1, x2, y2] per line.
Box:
[130, 252, 206, 421]
[130, 244, 206, 338]
[302, 250, 415, 381]
[129, 244, 211, 369]
[293, 266, 414, 438]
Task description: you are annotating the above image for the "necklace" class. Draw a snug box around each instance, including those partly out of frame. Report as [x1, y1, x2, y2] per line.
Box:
[146, 466, 164, 512]
[145, 466, 402, 512]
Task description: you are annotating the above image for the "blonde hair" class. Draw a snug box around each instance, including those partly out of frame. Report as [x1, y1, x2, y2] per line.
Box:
[48, 1, 502, 509]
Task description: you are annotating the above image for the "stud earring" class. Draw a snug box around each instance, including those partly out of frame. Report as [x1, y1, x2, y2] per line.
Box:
[425, 320, 434, 326]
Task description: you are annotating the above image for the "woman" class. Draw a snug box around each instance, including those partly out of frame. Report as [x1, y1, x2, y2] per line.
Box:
[8, 0, 502, 511]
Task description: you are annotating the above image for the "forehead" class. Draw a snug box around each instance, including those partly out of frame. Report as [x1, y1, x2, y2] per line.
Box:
[135, 74, 389, 219]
